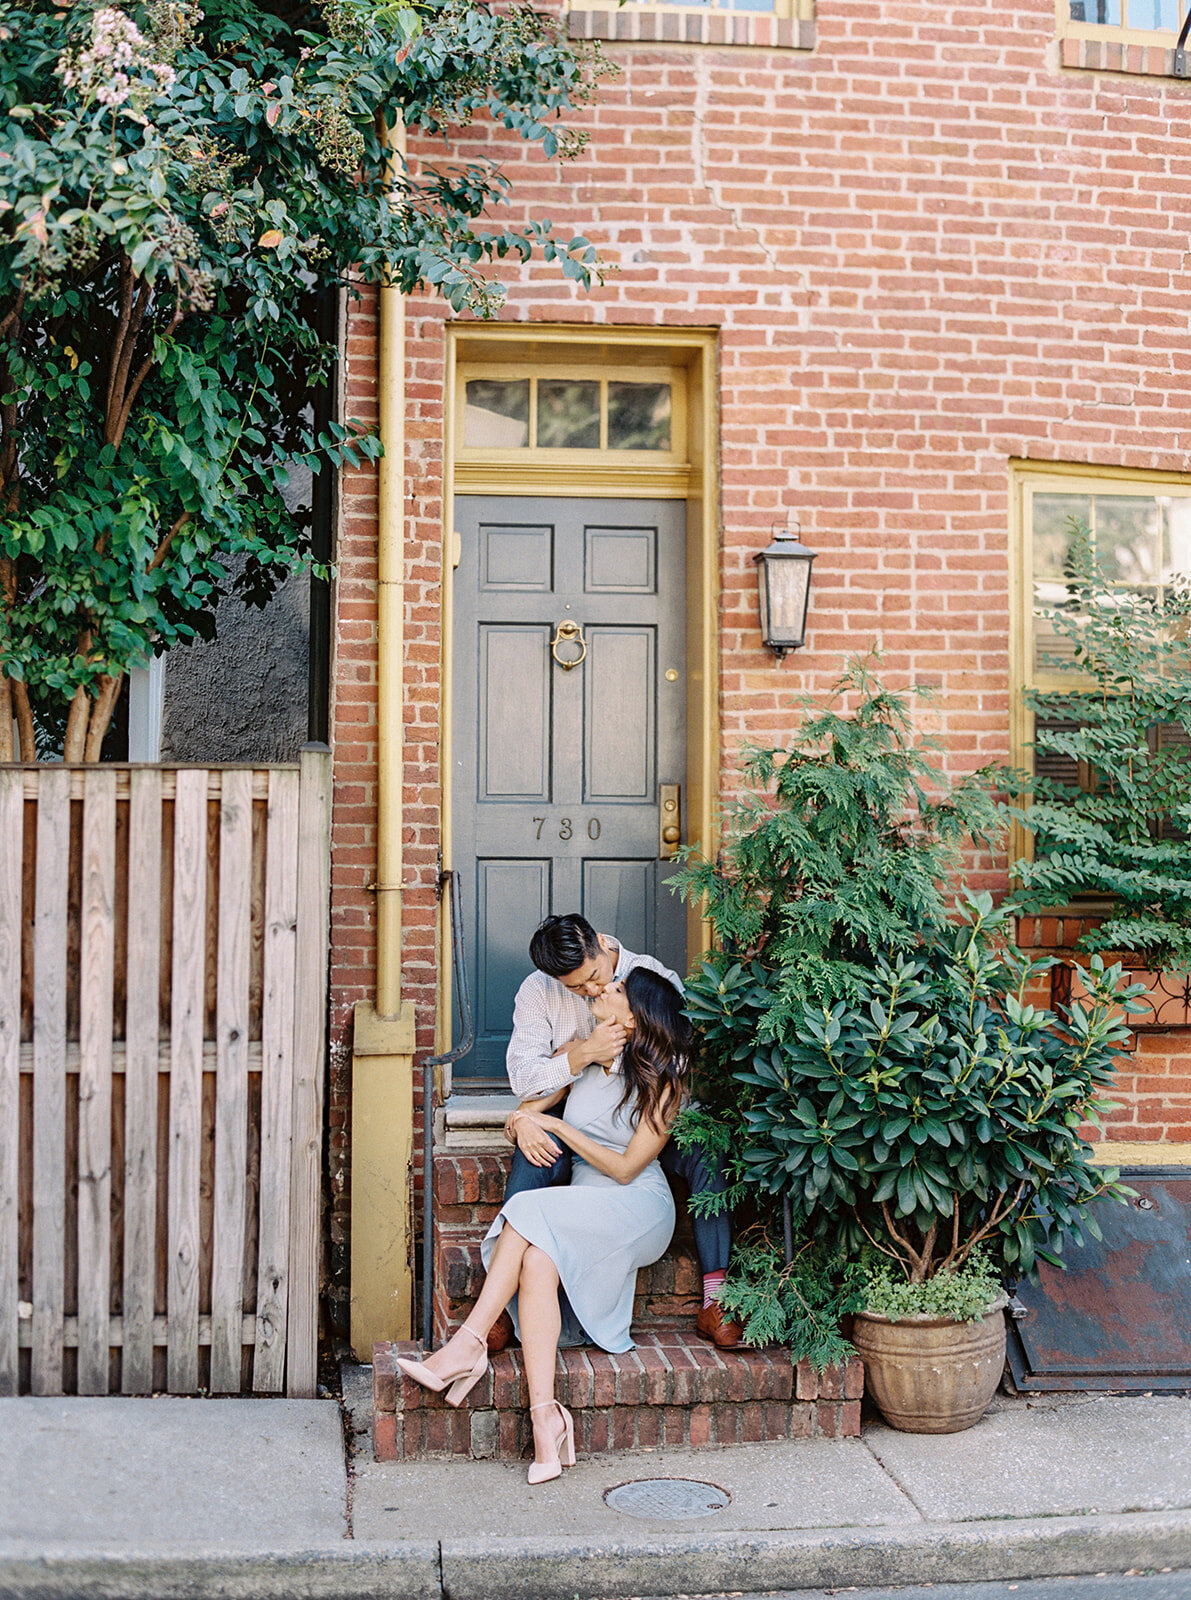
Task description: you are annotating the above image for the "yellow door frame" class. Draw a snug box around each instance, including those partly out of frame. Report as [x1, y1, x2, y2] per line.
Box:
[437, 323, 722, 1069]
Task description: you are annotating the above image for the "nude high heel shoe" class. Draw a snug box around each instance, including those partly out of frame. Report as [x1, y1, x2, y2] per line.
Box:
[526, 1400, 576, 1485]
[395, 1324, 488, 1407]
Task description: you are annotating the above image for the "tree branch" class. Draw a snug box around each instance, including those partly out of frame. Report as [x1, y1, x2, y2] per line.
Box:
[105, 276, 153, 448]
[104, 257, 136, 427]
[148, 510, 193, 572]
[113, 290, 185, 448]
[938, 1183, 1027, 1275]
[879, 1200, 926, 1279]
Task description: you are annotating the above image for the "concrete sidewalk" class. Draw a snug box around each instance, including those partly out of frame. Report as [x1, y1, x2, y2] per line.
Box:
[0, 1382, 1189, 1598]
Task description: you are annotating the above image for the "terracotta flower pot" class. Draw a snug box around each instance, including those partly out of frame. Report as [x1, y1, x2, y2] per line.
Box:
[852, 1293, 1008, 1434]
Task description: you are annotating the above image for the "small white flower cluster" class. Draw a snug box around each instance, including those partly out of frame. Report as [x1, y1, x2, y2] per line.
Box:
[57, 6, 177, 112]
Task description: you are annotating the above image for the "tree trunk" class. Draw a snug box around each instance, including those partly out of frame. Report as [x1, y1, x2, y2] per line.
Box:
[12, 679, 34, 762]
[0, 677, 11, 761]
[83, 673, 122, 761]
[63, 685, 90, 763]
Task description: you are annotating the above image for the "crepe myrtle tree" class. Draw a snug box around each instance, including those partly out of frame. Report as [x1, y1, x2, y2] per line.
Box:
[0, 0, 607, 759]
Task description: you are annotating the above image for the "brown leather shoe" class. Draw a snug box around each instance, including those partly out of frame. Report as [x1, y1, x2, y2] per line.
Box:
[695, 1301, 745, 1350]
[486, 1310, 515, 1355]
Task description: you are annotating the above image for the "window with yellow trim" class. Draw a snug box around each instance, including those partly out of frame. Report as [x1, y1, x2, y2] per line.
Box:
[1061, 0, 1186, 39]
[1014, 466, 1191, 847]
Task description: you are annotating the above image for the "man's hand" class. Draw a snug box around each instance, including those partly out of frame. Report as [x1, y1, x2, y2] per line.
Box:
[508, 1110, 563, 1168]
[581, 1017, 628, 1068]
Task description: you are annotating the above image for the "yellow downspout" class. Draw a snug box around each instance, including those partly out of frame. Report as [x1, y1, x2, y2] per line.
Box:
[351, 115, 418, 1357]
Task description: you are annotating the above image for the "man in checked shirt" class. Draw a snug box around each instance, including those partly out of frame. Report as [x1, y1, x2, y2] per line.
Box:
[491, 912, 741, 1352]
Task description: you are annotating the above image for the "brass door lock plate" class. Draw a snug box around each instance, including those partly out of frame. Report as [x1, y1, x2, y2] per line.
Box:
[659, 783, 681, 859]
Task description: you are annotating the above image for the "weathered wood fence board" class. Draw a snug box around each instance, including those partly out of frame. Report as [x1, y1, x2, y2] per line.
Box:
[32, 769, 69, 1396]
[77, 770, 116, 1396]
[5, 756, 331, 1397]
[122, 769, 161, 1396]
[0, 770, 21, 1396]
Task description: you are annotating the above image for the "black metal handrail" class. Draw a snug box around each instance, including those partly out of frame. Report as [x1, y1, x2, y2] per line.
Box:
[420, 869, 474, 1348]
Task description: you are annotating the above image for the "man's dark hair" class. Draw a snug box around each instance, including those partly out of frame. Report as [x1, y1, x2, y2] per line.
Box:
[529, 914, 600, 979]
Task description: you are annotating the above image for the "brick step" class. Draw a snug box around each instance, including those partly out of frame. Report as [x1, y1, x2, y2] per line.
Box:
[433, 1235, 702, 1342]
[373, 1332, 863, 1461]
[431, 1149, 706, 1344]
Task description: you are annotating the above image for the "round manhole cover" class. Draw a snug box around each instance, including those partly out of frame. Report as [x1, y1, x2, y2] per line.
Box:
[604, 1478, 731, 1520]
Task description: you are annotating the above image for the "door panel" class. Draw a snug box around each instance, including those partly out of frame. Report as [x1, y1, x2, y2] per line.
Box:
[479, 625, 552, 800]
[474, 858, 552, 1070]
[453, 496, 687, 1083]
[582, 859, 652, 961]
[584, 628, 655, 802]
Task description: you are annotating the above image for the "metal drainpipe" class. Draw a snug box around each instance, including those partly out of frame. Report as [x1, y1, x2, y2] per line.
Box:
[375, 113, 406, 1019]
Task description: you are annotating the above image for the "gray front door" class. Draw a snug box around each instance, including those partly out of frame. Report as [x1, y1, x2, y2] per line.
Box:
[451, 496, 687, 1084]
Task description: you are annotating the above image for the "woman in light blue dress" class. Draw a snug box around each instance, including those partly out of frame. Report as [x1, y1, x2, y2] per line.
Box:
[395, 968, 690, 1484]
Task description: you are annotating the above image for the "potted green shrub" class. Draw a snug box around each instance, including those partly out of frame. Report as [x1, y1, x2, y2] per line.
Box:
[719, 898, 1142, 1431]
[671, 662, 1140, 1427]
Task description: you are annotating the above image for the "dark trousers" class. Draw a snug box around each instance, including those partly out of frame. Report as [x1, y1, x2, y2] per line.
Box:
[504, 1136, 732, 1279]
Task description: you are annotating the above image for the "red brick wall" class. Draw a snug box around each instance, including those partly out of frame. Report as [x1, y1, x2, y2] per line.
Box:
[327, 0, 1191, 1330]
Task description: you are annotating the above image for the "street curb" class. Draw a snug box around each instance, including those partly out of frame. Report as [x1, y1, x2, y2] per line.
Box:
[0, 1544, 441, 1600]
[439, 1512, 1191, 1599]
[1, 1512, 1189, 1600]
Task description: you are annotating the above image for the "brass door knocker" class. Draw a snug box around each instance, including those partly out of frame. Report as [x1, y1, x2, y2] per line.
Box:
[550, 619, 587, 670]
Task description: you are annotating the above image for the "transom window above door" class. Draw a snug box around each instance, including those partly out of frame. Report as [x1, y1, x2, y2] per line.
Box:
[461, 367, 685, 458]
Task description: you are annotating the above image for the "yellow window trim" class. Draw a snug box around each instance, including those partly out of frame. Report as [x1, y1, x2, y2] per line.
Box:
[1056, 0, 1186, 45]
[572, 0, 810, 14]
[1009, 458, 1191, 868]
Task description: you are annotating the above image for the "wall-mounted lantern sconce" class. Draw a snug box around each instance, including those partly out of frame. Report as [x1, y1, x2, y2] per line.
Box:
[754, 521, 818, 659]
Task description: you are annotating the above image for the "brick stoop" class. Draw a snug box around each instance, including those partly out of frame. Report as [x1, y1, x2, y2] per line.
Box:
[432, 1152, 705, 1341]
[372, 1334, 864, 1462]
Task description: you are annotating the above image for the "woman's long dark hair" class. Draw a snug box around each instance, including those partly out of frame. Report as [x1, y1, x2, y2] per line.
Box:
[617, 968, 694, 1132]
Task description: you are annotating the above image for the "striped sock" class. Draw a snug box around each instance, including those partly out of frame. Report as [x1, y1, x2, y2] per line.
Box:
[702, 1270, 727, 1309]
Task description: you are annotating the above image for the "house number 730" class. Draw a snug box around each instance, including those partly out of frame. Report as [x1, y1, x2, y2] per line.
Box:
[533, 817, 601, 840]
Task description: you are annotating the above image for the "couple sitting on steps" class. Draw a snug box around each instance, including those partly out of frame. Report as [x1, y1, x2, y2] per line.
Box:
[397, 913, 739, 1484]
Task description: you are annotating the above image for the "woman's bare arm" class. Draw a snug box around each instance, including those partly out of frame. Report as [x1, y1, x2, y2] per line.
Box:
[512, 1101, 676, 1186]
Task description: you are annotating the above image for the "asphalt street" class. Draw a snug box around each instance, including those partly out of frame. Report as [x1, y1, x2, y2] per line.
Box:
[657, 1576, 1191, 1600]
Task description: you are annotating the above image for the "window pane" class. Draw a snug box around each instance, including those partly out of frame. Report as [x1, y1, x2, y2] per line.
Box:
[1094, 495, 1163, 585]
[536, 380, 600, 449]
[1033, 493, 1089, 580]
[1126, 0, 1180, 27]
[1069, 1, 1123, 21]
[607, 382, 672, 451]
[465, 380, 529, 448]
[1033, 590, 1080, 675]
[1166, 498, 1191, 580]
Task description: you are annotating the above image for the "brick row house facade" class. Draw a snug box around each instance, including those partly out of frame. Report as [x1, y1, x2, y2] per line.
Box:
[327, 0, 1191, 1371]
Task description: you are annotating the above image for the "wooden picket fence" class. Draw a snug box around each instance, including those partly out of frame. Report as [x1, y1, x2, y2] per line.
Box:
[0, 750, 331, 1397]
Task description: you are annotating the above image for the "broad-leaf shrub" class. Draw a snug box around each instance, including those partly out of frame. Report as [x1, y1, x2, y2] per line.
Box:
[720, 896, 1141, 1282]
